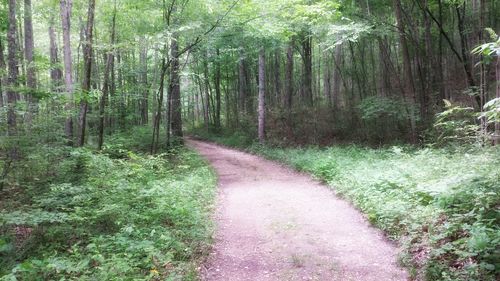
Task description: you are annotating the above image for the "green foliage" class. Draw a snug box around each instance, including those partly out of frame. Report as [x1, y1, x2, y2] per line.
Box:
[359, 96, 417, 122]
[480, 98, 500, 125]
[0, 133, 216, 280]
[432, 100, 480, 146]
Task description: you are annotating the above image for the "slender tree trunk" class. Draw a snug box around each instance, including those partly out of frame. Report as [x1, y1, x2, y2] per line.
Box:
[258, 48, 266, 143]
[202, 56, 211, 131]
[238, 48, 246, 113]
[393, 0, 417, 142]
[140, 39, 149, 125]
[302, 34, 313, 106]
[214, 48, 221, 130]
[169, 34, 183, 144]
[77, 0, 96, 147]
[97, 7, 116, 150]
[495, 56, 500, 146]
[24, 0, 36, 125]
[0, 38, 6, 108]
[7, 0, 18, 138]
[274, 48, 281, 106]
[49, 24, 62, 90]
[332, 45, 342, 109]
[323, 51, 331, 106]
[284, 40, 293, 109]
[151, 57, 167, 154]
[60, 0, 74, 143]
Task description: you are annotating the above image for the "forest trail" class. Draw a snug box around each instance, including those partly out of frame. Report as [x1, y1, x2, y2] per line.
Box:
[187, 139, 409, 281]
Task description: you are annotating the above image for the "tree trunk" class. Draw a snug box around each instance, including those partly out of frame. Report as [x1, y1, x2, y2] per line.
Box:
[274, 48, 281, 106]
[0, 38, 6, 107]
[302, 34, 313, 106]
[77, 0, 96, 147]
[214, 48, 221, 130]
[284, 40, 293, 109]
[23, 0, 37, 125]
[60, 0, 74, 143]
[140, 39, 148, 125]
[332, 45, 342, 109]
[393, 0, 417, 142]
[238, 48, 247, 113]
[7, 0, 18, 138]
[258, 48, 266, 143]
[151, 56, 167, 154]
[495, 56, 500, 146]
[169, 34, 183, 144]
[97, 7, 116, 150]
[49, 23, 63, 90]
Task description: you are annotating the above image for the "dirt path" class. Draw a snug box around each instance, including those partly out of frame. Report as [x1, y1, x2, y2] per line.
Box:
[187, 139, 408, 281]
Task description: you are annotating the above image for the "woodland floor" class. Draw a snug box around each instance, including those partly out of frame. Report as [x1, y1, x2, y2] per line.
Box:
[187, 139, 409, 281]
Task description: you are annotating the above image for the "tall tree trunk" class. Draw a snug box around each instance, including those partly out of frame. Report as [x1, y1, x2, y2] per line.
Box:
[77, 0, 96, 147]
[49, 23, 63, 90]
[284, 40, 293, 109]
[7, 0, 18, 138]
[393, 0, 417, 142]
[169, 34, 183, 144]
[214, 48, 221, 130]
[323, 51, 331, 106]
[332, 45, 342, 109]
[202, 56, 211, 132]
[140, 39, 148, 125]
[495, 56, 500, 146]
[0, 38, 6, 107]
[274, 48, 281, 106]
[24, 0, 37, 125]
[238, 48, 246, 113]
[302, 33, 313, 106]
[151, 56, 167, 154]
[60, 0, 74, 143]
[97, 7, 116, 150]
[258, 48, 266, 143]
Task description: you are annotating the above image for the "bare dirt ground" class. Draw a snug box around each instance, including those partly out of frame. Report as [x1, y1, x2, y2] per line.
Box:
[187, 139, 409, 281]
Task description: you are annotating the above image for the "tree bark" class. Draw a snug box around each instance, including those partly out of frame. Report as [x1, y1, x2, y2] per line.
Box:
[302, 33, 313, 106]
[140, 39, 149, 125]
[495, 56, 500, 146]
[284, 40, 293, 109]
[60, 0, 74, 143]
[169, 34, 183, 144]
[214, 48, 221, 130]
[0, 38, 6, 107]
[97, 7, 116, 150]
[332, 45, 342, 109]
[238, 48, 247, 113]
[49, 23, 63, 90]
[23, 0, 37, 125]
[7, 0, 18, 138]
[393, 0, 417, 142]
[258, 48, 266, 143]
[77, 0, 96, 147]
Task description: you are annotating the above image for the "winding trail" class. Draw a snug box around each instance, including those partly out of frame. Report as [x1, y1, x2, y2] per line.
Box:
[187, 139, 408, 281]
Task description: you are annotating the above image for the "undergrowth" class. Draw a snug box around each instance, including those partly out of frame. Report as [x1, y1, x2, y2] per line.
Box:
[0, 127, 216, 280]
[193, 130, 500, 281]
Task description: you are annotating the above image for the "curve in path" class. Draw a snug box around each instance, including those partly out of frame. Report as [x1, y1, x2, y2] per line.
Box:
[187, 139, 408, 281]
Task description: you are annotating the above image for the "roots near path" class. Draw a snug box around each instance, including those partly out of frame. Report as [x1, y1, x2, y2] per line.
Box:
[188, 139, 409, 281]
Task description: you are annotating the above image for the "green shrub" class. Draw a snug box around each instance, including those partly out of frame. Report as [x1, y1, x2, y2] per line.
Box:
[1, 136, 216, 280]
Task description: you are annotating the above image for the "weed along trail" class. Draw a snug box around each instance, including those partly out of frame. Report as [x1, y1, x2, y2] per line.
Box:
[187, 139, 409, 281]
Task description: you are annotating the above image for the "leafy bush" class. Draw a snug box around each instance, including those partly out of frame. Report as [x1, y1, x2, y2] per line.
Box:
[432, 100, 480, 146]
[0, 138, 216, 280]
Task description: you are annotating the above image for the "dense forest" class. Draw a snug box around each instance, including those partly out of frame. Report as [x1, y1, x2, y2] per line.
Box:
[0, 0, 499, 280]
